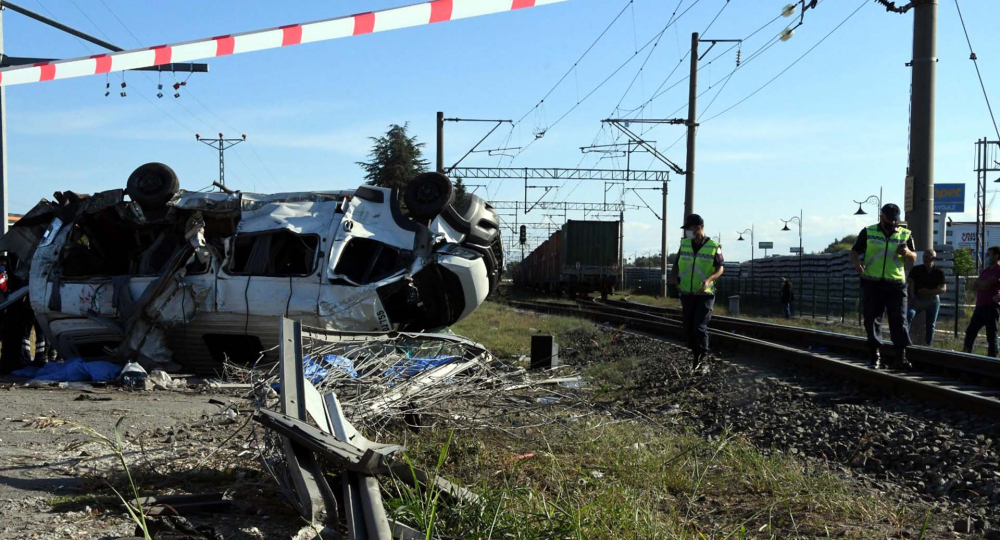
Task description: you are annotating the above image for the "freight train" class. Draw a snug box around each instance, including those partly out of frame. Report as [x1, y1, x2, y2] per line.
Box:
[513, 220, 620, 297]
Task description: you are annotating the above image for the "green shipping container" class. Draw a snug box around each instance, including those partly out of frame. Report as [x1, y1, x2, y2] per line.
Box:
[561, 220, 620, 272]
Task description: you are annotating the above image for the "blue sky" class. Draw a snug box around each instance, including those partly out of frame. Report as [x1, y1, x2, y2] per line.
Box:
[5, 0, 1000, 261]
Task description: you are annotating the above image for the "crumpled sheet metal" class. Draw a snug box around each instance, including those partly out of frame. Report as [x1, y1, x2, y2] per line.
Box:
[237, 199, 339, 236]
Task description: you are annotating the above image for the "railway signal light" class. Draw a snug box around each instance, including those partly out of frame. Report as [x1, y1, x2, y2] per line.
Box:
[519, 225, 527, 245]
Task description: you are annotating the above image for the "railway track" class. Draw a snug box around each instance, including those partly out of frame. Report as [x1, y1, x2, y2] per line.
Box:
[506, 298, 1000, 419]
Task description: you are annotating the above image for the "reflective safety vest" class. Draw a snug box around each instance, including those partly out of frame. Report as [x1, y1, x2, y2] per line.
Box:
[677, 238, 720, 294]
[862, 224, 911, 282]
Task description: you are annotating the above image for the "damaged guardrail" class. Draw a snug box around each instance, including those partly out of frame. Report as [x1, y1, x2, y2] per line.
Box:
[251, 318, 481, 539]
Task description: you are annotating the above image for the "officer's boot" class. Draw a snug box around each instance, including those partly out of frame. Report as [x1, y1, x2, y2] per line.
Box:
[896, 348, 912, 371]
[868, 348, 882, 370]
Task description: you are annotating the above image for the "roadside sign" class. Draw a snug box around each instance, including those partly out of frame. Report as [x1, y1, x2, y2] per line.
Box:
[934, 183, 965, 213]
[759, 241, 774, 249]
[790, 247, 803, 253]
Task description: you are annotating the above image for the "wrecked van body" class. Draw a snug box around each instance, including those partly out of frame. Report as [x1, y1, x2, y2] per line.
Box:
[0, 164, 502, 373]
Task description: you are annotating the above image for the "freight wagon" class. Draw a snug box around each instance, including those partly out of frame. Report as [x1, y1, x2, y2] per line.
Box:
[514, 220, 620, 297]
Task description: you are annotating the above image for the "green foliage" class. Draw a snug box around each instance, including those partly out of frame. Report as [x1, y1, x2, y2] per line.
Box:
[357, 123, 430, 190]
[823, 234, 857, 254]
[451, 301, 608, 358]
[454, 177, 470, 209]
[630, 253, 663, 267]
[954, 248, 976, 276]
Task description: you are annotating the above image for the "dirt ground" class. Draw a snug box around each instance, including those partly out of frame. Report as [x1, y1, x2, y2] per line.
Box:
[0, 383, 303, 540]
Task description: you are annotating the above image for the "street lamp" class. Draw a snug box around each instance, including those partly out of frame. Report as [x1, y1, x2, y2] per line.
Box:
[781, 210, 804, 288]
[737, 225, 754, 277]
[852, 187, 882, 215]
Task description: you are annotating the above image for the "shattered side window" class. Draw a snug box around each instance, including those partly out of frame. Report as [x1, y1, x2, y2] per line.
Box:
[332, 238, 411, 285]
[227, 230, 320, 277]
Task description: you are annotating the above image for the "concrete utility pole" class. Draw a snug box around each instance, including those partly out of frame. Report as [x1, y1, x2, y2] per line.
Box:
[436, 111, 445, 173]
[685, 32, 699, 221]
[906, 0, 937, 251]
[0, 9, 8, 236]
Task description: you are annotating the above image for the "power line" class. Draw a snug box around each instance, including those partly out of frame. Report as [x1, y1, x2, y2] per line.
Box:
[91, 0, 278, 191]
[513, 0, 635, 127]
[953, 0, 1000, 140]
[702, 0, 869, 124]
[561, 5, 789, 202]
[510, 0, 706, 162]
[96, 0, 144, 45]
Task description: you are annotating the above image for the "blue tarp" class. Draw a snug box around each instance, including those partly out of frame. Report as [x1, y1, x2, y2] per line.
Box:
[303, 354, 358, 383]
[384, 355, 459, 379]
[10, 359, 121, 382]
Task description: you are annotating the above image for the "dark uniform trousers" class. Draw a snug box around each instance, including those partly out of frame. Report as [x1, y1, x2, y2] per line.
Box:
[681, 293, 715, 357]
[861, 279, 912, 353]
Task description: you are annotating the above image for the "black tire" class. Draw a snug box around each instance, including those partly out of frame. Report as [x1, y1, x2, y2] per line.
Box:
[126, 162, 179, 209]
[404, 172, 455, 220]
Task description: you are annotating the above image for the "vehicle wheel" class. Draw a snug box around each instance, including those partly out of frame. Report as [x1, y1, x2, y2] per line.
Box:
[404, 172, 455, 220]
[126, 162, 179, 209]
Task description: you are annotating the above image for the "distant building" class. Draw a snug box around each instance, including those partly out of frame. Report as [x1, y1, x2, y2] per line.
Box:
[943, 221, 1000, 254]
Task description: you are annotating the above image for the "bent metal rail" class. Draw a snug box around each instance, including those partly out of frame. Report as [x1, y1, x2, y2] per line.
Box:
[505, 299, 1000, 419]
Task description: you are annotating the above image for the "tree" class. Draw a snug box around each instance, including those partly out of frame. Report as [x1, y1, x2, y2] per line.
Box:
[954, 248, 976, 276]
[823, 234, 857, 254]
[357, 123, 429, 191]
[454, 177, 470, 209]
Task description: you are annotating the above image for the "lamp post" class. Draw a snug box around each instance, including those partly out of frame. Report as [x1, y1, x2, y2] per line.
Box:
[737, 225, 754, 277]
[852, 187, 883, 216]
[781, 210, 803, 289]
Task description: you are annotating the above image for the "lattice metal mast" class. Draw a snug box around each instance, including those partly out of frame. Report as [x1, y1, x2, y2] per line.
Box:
[196, 133, 246, 188]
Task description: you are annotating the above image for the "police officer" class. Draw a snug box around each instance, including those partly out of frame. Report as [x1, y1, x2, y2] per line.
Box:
[849, 203, 917, 370]
[675, 214, 724, 374]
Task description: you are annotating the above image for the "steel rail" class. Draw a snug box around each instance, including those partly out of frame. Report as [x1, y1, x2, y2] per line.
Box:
[506, 299, 1000, 419]
[601, 298, 1000, 379]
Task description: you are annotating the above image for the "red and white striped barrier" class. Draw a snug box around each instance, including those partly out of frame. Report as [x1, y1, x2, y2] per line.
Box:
[0, 0, 565, 87]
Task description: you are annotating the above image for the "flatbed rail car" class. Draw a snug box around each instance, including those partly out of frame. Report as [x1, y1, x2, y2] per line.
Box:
[514, 220, 620, 296]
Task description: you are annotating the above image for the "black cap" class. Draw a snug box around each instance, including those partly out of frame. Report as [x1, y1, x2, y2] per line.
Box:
[881, 203, 901, 220]
[681, 214, 705, 229]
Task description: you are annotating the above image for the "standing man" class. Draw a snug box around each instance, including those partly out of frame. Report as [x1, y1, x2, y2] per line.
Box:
[780, 277, 794, 319]
[907, 249, 946, 346]
[848, 203, 917, 370]
[676, 214, 724, 374]
[963, 246, 1000, 357]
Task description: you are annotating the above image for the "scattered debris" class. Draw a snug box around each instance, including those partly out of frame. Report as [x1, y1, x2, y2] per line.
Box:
[119, 362, 148, 389]
[249, 317, 586, 534]
[148, 370, 184, 391]
[74, 393, 112, 402]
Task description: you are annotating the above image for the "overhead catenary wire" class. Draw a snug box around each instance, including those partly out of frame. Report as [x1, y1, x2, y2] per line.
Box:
[510, 0, 706, 164]
[953, 0, 1000, 141]
[29, 0, 201, 136]
[572, 3, 787, 173]
[701, 0, 869, 124]
[560, 4, 791, 202]
[512, 0, 635, 127]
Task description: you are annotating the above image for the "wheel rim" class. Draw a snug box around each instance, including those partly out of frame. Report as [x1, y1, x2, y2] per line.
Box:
[416, 182, 442, 204]
[137, 174, 164, 193]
